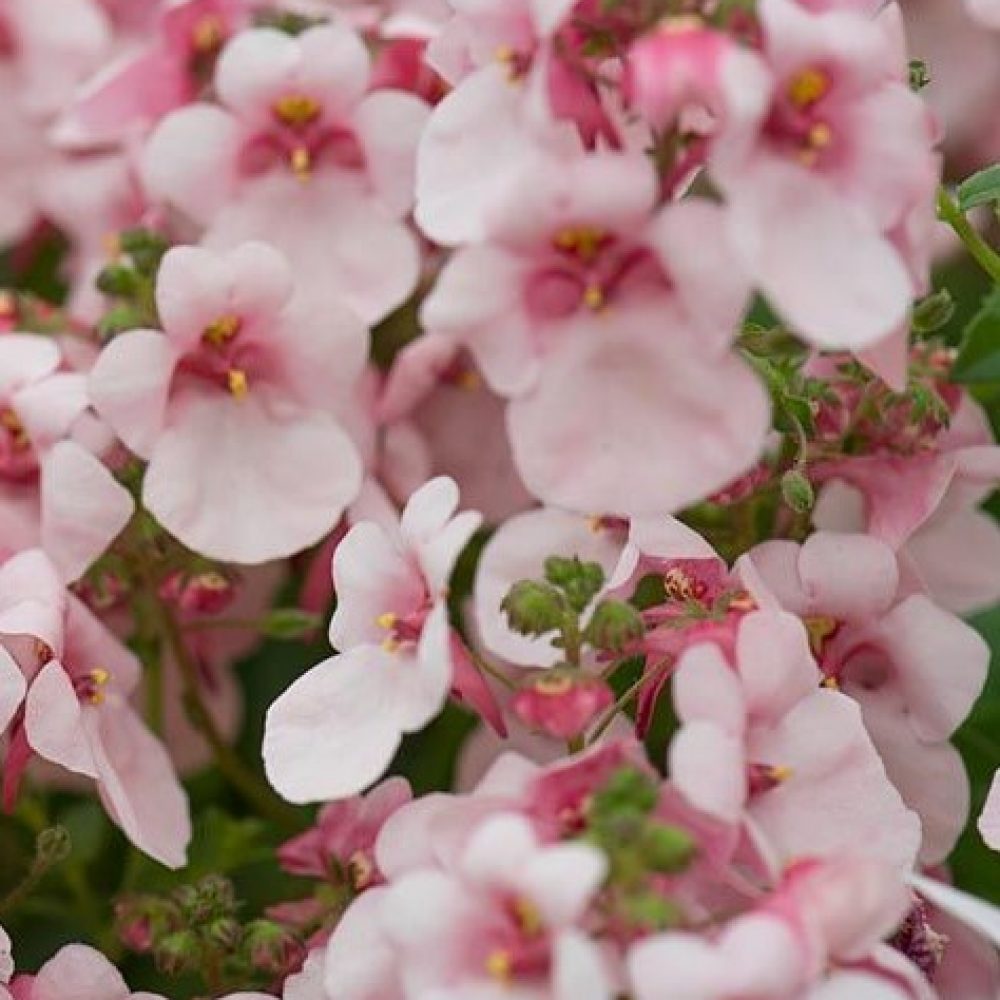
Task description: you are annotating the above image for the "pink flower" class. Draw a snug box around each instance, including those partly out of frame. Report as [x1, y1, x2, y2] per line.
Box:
[511, 672, 614, 741]
[710, 0, 937, 348]
[278, 776, 412, 889]
[142, 23, 429, 324]
[0, 333, 134, 582]
[89, 241, 366, 564]
[738, 531, 989, 863]
[55, 0, 251, 149]
[0, 549, 191, 868]
[378, 812, 611, 997]
[669, 609, 921, 872]
[263, 477, 483, 802]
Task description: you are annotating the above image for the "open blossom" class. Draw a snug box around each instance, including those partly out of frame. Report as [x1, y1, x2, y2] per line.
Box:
[0, 333, 134, 582]
[0, 550, 190, 868]
[89, 241, 366, 564]
[264, 477, 484, 802]
[142, 22, 429, 324]
[738, 531, 989, 864]
[669, 610, 921, 872]
[710, 0, 937, 348]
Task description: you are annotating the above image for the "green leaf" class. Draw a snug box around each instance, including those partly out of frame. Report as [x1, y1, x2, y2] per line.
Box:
[953, 289, 1000, 384]
[957, 164, 1000, 213]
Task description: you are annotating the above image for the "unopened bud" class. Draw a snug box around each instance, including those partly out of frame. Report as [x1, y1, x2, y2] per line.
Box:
[544, 556, 605, 612]
[621, 890, 684, 932]
[585, 600, 644, 653]
[640, 823, 697, 874]
[261, 607, 323, 640]
[95, 263, 141, 298]
[501, 580, 565, 637]
[35, 825, 72, 867]
[590, 767, 659, 824]
[781, 469, 815, 514]
[205, 917, 242, 949]
[912, 289, 954, 334]
[512, 671, 613, 741]
[118, 228, 169, 275]
[154, 930, 200, 976]
[244, 919, 305, 975]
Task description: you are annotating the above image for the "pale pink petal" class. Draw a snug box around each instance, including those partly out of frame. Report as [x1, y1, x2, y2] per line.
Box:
[322, 889, 403, 1000]
[738, 540, 810, 615]
[748, 690, 921, 871]
[737, 610, 818, 725]
[155, 242, 295, 349]
[856, 325, 909, 392]
[669, 720, 746, 823]
[673, 642, 746, 733]
[875, 594, 989, 742]
[981, 770, 1000, 851]
[0, 335, 60, 398]
[904, 508, 1000, 615]
[798, 532, 900, 621]
[519, 842, 607, 926]
[419, 244, 536, 397]
[415, 509, 482, 596]
[399, 475, 460, 543]
[143, 391, 362, 564]
[13, 372, 89, 450]
[40, 442, 134, 584]
[264, 647, 414, 803]
[205, 174, 419, 325]
[727, 163, 913, 349]
[0, 648, 26, 734]
[353, 90, 429, 218]
[24, 662, 98, 778]
[88, 329, 179, 460]
[89, 702, 192, 869]
[508, 305, 770, 515]
[142, 104, 242, 226]
[552, 930, 614, 1000]
[30, 945, 129, 1000]
[329, 521, 425, 651]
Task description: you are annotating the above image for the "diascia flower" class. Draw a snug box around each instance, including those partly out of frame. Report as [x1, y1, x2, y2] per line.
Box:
[89, 241, 366, 564]
[263, 477, 484, 802]
[142, 21, 429, 324]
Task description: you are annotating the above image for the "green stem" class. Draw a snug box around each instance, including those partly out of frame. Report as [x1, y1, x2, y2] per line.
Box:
[587, 657, 674, 746]
[154, 596, 302, 833]
[936, 186, 1000, 285]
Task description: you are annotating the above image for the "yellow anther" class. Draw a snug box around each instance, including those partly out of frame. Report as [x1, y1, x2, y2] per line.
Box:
[769, 765, 794, 783]
[227, 369, 249, 399]
[587, 515, 605, 533]
[804, 615, 838, 658]
[494, 45, 524, 82]
[808, 122, 832, 149]
[0, 291, 13, 317]
[583, 285, 605, 311]
[198, 571, 230, 591]
[192, 14, 225, 54]
[485, 949, 513, 982]
[821, 676, 840, 690]
[787, 67, 830, 110]
[512, 897, 544, 936]
[376, 612, 398, 630]
[90, 667, 110, 686]
[381, 637, 401, 654]
[455, 369, 481, 391]
[273, 94, 322, 128]
[0, 408, 28, 450]
[663, 567, 697, 602]
[553, 226, 606, 263]
[534, 674, 573, 696]
[290, 145, 312, 181]
[202, 313, 242, 348]
[102, 232, 121, 259]
[88, 667, 111, 706]
[347, 850, 375, 890]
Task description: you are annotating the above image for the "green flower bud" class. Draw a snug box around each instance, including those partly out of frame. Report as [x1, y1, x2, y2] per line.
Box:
[544, 556, 605, 612]
[35, 825, 72, 867]
[95, 263, 141, 298]
[501, 580, 565, 637]
[640, 823, 697, 874]
[781, 469, 815, 514]
[912, 289, 954, 334]
[585, 599, 644, 653]
[590, 767, 659, 825]
[154, 930, 200, 976]
[621, 890, 684, 933]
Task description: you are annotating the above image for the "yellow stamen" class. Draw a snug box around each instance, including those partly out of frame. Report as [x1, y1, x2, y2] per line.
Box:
[0, 408, 28, 450]
[381, 637, 401, 654]
[202, 313, 242, 348]
[102, 232, 121, 260]
[821, 676, 840, 690]
[485, 949, 513, 982]
[534, 674, 573, 696]
[768, 765, 794, 783]
[553, 226, 606, 263]
[88, 667, 111, 706]
[290, 146, 312, 181]
[663, 567, 697, 602]
[273, 94, 322, 128]
[787, 67, 830, 109]
[227, 369, 249, 399]
[455, 369, 481, 391]
[376, 612, 397, 630]
[192, 14, 225, 54]
[583, 285, 605, 311]
[808, 122, 832, 149]
[587, 515, 605, 533]
[512, 897, 544, 936]
[804, 615, 838, 658]
[347, 850, 375, 890]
